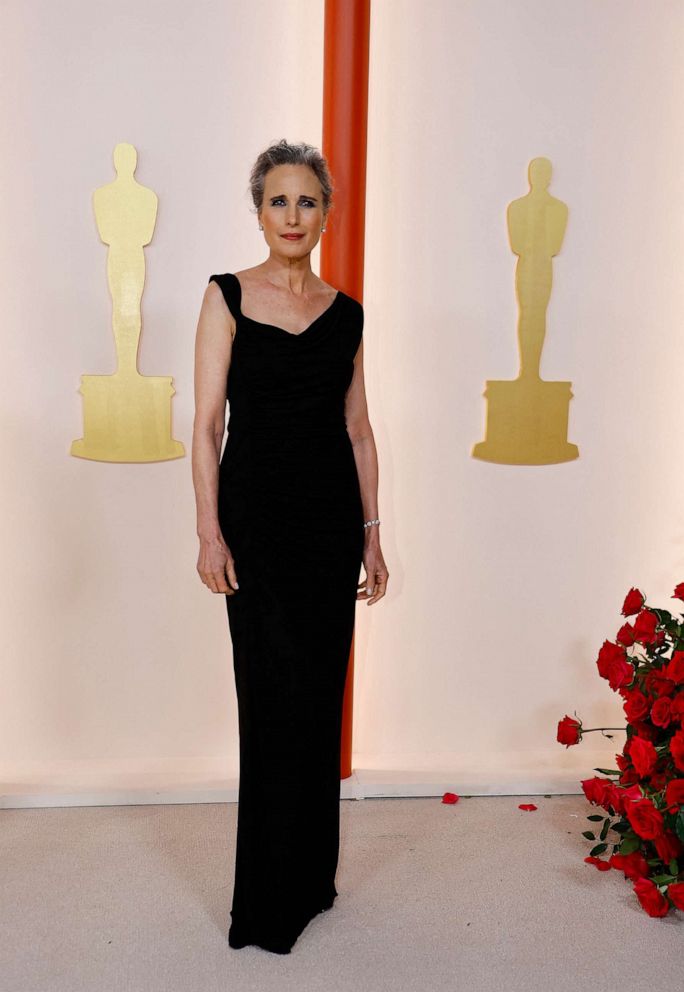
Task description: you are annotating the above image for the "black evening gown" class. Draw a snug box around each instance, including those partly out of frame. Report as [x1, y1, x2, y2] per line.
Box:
[207, 272, 365, 954]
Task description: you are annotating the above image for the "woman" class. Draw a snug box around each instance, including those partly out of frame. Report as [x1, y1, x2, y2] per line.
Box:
[192, 139, 388, 954]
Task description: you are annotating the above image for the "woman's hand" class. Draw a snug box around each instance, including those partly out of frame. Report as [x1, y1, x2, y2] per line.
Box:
[197, 534, 239, 595]
[357, 541, 389, 605]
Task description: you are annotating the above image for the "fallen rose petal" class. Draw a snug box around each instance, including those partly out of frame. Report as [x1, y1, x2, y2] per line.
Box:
[441, 792, 459, 804]
[584, 856, 612, 871]
[518, 803, 538, 811]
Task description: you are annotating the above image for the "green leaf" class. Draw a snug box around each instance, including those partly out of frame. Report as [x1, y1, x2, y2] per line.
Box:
[618, 834, 641, 855]
[590, 842, 608, 856]
[675, 809, 684, 843]
[650, 873, 677, 885]
[587, 814, 604, 821]
[600, 819, 611, 841]
[611, 820, 631, 834]
[582, 831, 596, 840]
[669, 858, 679, 875]
[593, 768, 620, 776]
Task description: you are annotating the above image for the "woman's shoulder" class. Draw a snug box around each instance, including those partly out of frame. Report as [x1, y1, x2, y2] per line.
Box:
[337, 290, 363, 341]
[339, 288, 363, 315]
[233, 266, 269, 290]
[342, 288, 362, 307]
[206, 273, 240, 326]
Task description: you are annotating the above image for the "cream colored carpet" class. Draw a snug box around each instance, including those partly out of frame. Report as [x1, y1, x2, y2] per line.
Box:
[2, 795, 680, 991]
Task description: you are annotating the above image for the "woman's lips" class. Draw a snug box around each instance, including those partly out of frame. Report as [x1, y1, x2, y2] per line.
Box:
[281, 234, 304, 240]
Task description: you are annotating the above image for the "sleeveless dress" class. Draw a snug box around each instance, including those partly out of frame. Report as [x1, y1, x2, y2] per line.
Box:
[207, 272, 365, 954]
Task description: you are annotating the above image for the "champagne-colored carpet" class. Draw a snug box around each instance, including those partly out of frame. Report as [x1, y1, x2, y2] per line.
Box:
[2, 795, 680, 991]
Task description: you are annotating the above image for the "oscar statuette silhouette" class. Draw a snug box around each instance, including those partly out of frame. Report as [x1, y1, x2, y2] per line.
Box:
[71, 142, 184, 462]
[472, 157, 578, 465]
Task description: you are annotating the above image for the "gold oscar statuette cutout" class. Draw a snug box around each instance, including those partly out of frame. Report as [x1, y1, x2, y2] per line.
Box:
[71, 142, 184, 462]
[472, 157, 579, 465]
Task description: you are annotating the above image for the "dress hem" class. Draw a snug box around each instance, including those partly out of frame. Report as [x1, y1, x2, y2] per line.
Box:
[227, 889, 338, 954]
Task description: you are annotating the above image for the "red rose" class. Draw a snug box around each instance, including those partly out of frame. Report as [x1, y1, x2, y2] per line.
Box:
[670, 728, 684, 772]
[654, 831, 684, 863]
[630, 720, 659, 742]
[672, 582, 684, 602]
[664, 779, 684, 812]
[609, 850, 649, 879]
[623, 689, 649, 722]
[667, 882, 684, 910]
[626, 798, 664, 840]
[633, 610, 659, 645]
[622, 782, 642, 801]
[581, 776, 615, 809]
[609, 782, 641, 815]
[633, 877, 670, 917]
[622, 587, 645, 616]
[557, 715, 581, 746]
[596, 641, 634, 691]
[649, 769, 669, 791]
[597, 639, 626, 676]
[615, 752, 630, 772]
[664, 652, 684, 684]
[651, 696, 672, 728]
[619, 767, 641, 786]
[644, 670, 675, 698]
[629, 737, 658, 777]
[616, 622, 636, 647]
[670, 692, 684, 722]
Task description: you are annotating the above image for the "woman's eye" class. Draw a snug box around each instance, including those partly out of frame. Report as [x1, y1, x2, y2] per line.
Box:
[271, 198, 315, 207]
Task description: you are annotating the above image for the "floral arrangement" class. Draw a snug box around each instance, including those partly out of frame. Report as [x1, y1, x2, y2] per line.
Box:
[557, 584, 684, 917]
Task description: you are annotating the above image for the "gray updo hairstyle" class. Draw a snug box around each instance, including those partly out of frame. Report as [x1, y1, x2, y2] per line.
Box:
[248, 139, 334, 219]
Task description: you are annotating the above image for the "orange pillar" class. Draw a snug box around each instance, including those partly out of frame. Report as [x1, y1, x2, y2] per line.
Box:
[320, 0, 371, 779]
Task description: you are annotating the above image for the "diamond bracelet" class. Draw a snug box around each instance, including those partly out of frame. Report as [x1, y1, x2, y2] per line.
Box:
[363, 518, 380, 529]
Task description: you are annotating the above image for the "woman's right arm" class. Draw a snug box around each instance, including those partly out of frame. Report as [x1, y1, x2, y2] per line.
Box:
[192, 281, 239, 595]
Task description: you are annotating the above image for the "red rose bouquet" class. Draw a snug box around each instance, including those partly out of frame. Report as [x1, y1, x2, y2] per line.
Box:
[557, 583, 684, 917]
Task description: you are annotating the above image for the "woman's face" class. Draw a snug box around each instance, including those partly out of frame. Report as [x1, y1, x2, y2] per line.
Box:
[259, 164, 327, 257]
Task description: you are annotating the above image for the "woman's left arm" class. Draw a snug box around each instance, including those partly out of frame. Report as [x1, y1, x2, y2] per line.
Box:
[344, 338, 389, 605]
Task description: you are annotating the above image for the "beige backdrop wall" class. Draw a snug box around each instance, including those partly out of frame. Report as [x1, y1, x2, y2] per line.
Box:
[2, 0, 683, 804]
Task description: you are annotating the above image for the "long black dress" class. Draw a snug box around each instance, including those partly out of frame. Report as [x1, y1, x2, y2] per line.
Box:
[207, 272, 365, 954]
